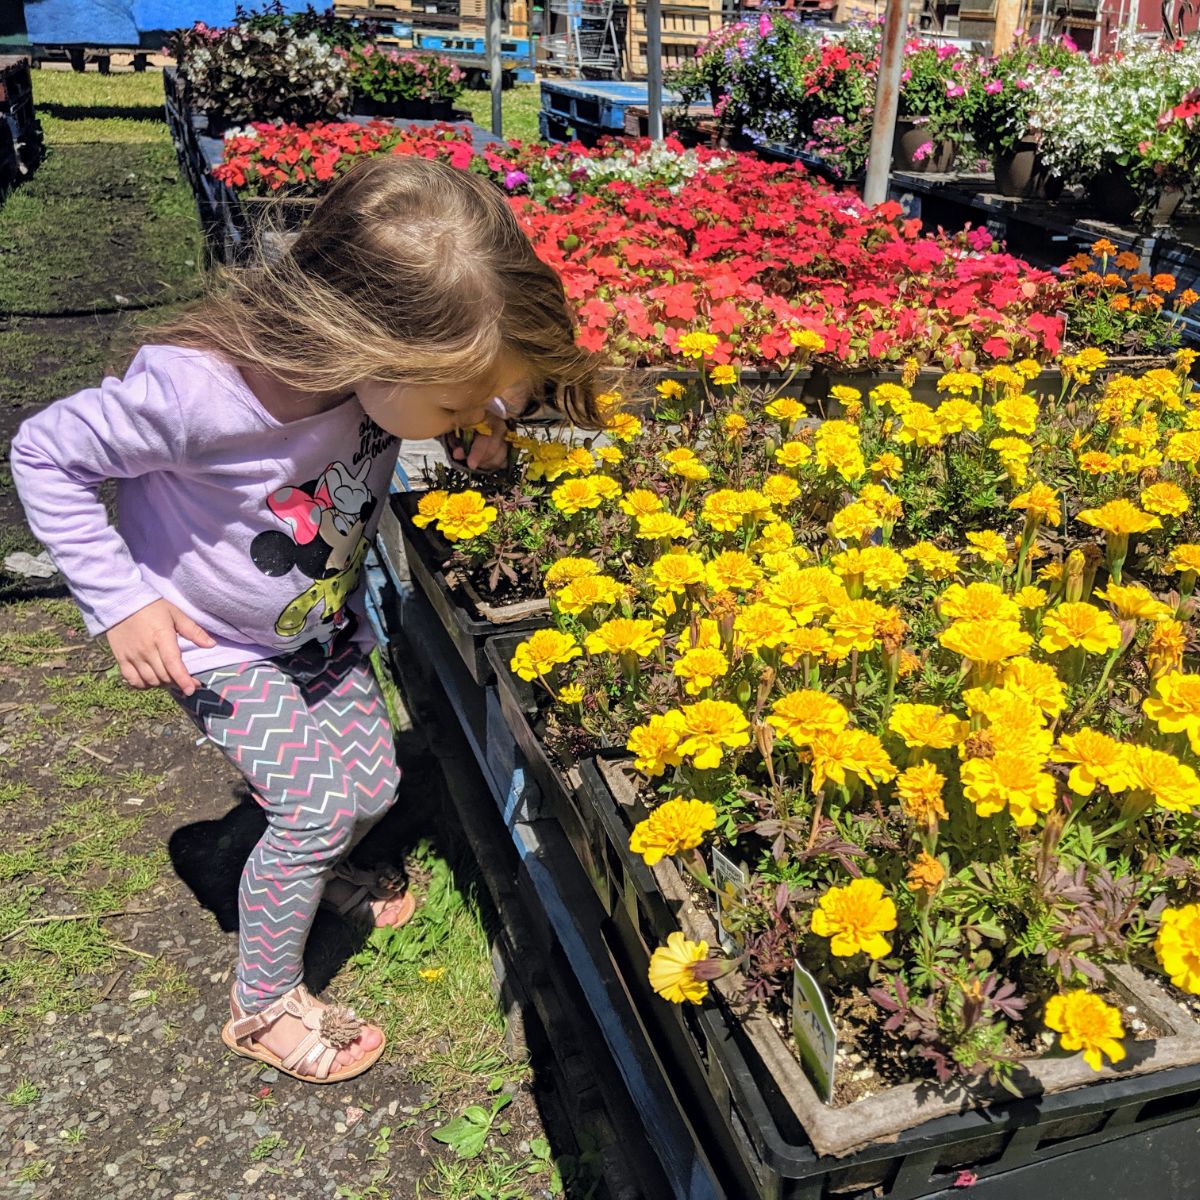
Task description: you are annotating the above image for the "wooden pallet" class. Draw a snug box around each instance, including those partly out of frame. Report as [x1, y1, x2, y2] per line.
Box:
[0, 56, 44, 190]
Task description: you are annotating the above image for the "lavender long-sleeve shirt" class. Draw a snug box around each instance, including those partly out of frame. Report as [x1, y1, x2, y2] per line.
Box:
[10, 344, 399, 673]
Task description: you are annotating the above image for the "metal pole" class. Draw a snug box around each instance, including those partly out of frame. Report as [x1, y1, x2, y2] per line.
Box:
[646, 0, 663, 140]
[487, 0, 503, 135]
[862, 0, 905, 208]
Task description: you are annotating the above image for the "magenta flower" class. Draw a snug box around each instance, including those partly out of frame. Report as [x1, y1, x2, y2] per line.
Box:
[912, 141, 934, 163]
[985, 79, 1004, 94]
[503, 169, 528, 190]
[946, 83, 966, 98]
[759, 13, 771, 36]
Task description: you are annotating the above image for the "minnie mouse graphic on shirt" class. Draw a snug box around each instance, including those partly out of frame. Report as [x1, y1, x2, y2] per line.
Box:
[248, 420, 394, 654]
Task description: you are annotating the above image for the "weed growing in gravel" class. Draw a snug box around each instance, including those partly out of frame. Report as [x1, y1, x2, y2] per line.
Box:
[0, 781, 31, 806]
[59, 1123, 87, 1145]
[13, 1161, 48, 1184]
[6, 1079, 39, 1106]
[130, 959, 198, 1009]
[250, 1132, 286, 1162]
[43, 669, 176, 735]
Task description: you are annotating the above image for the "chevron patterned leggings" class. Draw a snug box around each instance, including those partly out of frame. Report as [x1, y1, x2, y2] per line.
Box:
[179, 643, 401, 1012]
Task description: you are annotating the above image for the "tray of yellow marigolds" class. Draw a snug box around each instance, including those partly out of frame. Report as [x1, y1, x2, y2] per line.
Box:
[393, 343, 1200, 1200]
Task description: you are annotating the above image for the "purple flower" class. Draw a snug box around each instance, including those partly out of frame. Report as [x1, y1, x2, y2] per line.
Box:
[503, 169, 528, 190]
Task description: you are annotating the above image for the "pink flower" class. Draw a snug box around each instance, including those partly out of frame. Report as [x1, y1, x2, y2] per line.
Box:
[953, 1171, 977, 1188]
[504, 169, 529, 190]
[912, 141, 934, 162]
[759, 13, 772, 36]
[985, 79, 1004, 94]
[946, 83, 966, 98]
[937, 44, 957, 59]
[1015, 78, 1031, 89]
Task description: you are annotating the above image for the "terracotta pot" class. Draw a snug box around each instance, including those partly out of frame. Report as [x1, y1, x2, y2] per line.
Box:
[993, 137, 1063, 200]
[892, 116, 956, 174]
[1088, 167, 1186, 227]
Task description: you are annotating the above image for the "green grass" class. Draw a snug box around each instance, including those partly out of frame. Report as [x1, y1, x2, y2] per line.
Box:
[458, 82, 541, 143]
[32, 70, 171, 146]
[6, 1079, 40, 1107]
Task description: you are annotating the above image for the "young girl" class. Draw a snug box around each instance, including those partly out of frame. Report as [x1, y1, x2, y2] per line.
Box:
[11, 154, 602, 1083]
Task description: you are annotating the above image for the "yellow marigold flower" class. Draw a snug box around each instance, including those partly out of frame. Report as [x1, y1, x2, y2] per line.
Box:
[590, 476, 622, 502]
[809, 728, 896, 790]
[761, 569, 830, 624]
[1141, 482, 1190, 518]
[555, 573, 626, 614]
[411, 489, 450, 528]
[1143, 673, 1200, 752]
[937, 370, 982, 396]
[431, 491, 499, 541]
[1155, 905, 1200, 995]
[789, 328, 825, 353]
[781, 627, 834, 665]
[830, 384, 862, 405]
[673, 647, 730, 695]
[733, 602, 796, 652]
[701, 489, 752, 532]
[1078, 450, 1116, 475]
[1010, 483, 1062, 527]
[1077, 499, 1161, 536]
[754, 520, 795, 555]
[1014, 586, 1048, 610]
[961, 752, 1056, 826]
[906, 851, 945, 894]
[710, 364, 738, 387]
[767, 689, 849, 745]
[832, 546, 907, 592]
[896, 761, 949, 824]
[723, 412, 748, 436]
[510, 630, 581, 682]
[1062, 348, 1110, 384]
[858, 483, 903, 521]
[895, 402, 943, 447]
[989, 436, 1033, 483]
[620, 488, 665, 518]
[662, 447, 711, 482]
[674, 700, 750, 769]
[1168, 544, 1200, 574]
[939, 581, 1020, 624]
[992, 393, 1039, 435]
[1015, 357, 1042, 380]
[1044, 992, 1125, 1072]
[637, 512, 693, 541]
[826, 598, 890, 655]
[814, 421, 865, 481]
[557, 683, 585, 705]
[902, 541, 960, 580]
[543, 556, 599, 591]
[627, 711, 685, 776]
[706, 551, 763, 593]
[1001, 657, 1066, 718]
[585, 618, 661, 658]
[1095, 583, 1173, 623]
[1124, 744, 1200, 811]
[657, 378, 685, 401]
[940, 619, 1031, 663]
[765, 396, 804, 424]
[595, 446, 623, 466]
[964, 530, 1010, 564]
[811, 878, 896, 959]
[760, 474, 800, 508]
[551, 477, 603, 515]
[870, 451, 904, 479]
[676, 618, 722, 654]
[829, 502, 882, 544]
[649, 550, 706, 595]
[676, 331, 719, 360]
[869, 382, 911, 411]
[775, 441, 812, 470]
[1167, 431, 1200, 465]
[888, 704, 967, 750]
[1052, 729, 1131, 796]
[648, 932, 710, 1003]
[630, 797, 718, 866]
[1039, 603, 1121, 655]
[604, 412, 642, 443]
[1148, 620, 1187, 677]
[761, 546, 812, 574]
[935, 397, 982, 435]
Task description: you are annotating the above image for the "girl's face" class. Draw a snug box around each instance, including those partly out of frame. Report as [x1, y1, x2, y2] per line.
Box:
[355, 354, 532, 441]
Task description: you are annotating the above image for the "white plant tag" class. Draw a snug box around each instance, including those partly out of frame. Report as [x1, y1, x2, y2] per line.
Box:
[792, 960, 837, 1104]
[711, 847, 746, 954]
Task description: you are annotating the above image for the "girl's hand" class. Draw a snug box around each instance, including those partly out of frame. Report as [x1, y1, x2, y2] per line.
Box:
[451, 409, 511, 472]
[105, 599, 216, 696]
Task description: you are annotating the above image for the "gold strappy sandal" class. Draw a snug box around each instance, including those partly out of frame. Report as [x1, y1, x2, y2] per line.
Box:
[321, 862, 417, 929]
[220, 983, 384, 1083]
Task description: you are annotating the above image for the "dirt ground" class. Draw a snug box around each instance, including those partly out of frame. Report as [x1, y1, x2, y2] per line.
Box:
[0, 70, 567, 1200]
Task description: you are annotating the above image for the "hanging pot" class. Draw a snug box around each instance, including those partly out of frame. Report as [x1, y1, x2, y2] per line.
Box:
[993, 137, 1064, 200]
[893, 116, 956, 174]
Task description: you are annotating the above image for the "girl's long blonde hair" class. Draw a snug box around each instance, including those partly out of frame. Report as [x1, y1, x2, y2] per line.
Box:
[149, 154, 605, 427]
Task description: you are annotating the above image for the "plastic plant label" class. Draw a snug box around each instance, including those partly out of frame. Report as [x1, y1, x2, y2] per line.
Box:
[711, 847, 746, 955]
[792, 960, 837, 1104]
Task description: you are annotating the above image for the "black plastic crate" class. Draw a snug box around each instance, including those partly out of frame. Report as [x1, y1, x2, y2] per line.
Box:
[391, 491, 549, 685]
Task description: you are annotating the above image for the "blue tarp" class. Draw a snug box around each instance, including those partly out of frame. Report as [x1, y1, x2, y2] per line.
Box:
[15, 1, 317, 47]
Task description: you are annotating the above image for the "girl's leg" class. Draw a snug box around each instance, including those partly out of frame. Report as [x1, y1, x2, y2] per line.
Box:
[180, 659, 367, 1012]
[302, 643, 402, 854]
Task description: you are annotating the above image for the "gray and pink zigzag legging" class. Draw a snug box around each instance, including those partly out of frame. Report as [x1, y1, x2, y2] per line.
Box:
[178, 641, 401, 1012]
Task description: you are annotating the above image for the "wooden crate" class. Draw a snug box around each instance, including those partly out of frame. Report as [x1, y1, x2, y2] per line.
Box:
[627, 0, 722, 36]
[624, 32, 709, 77]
